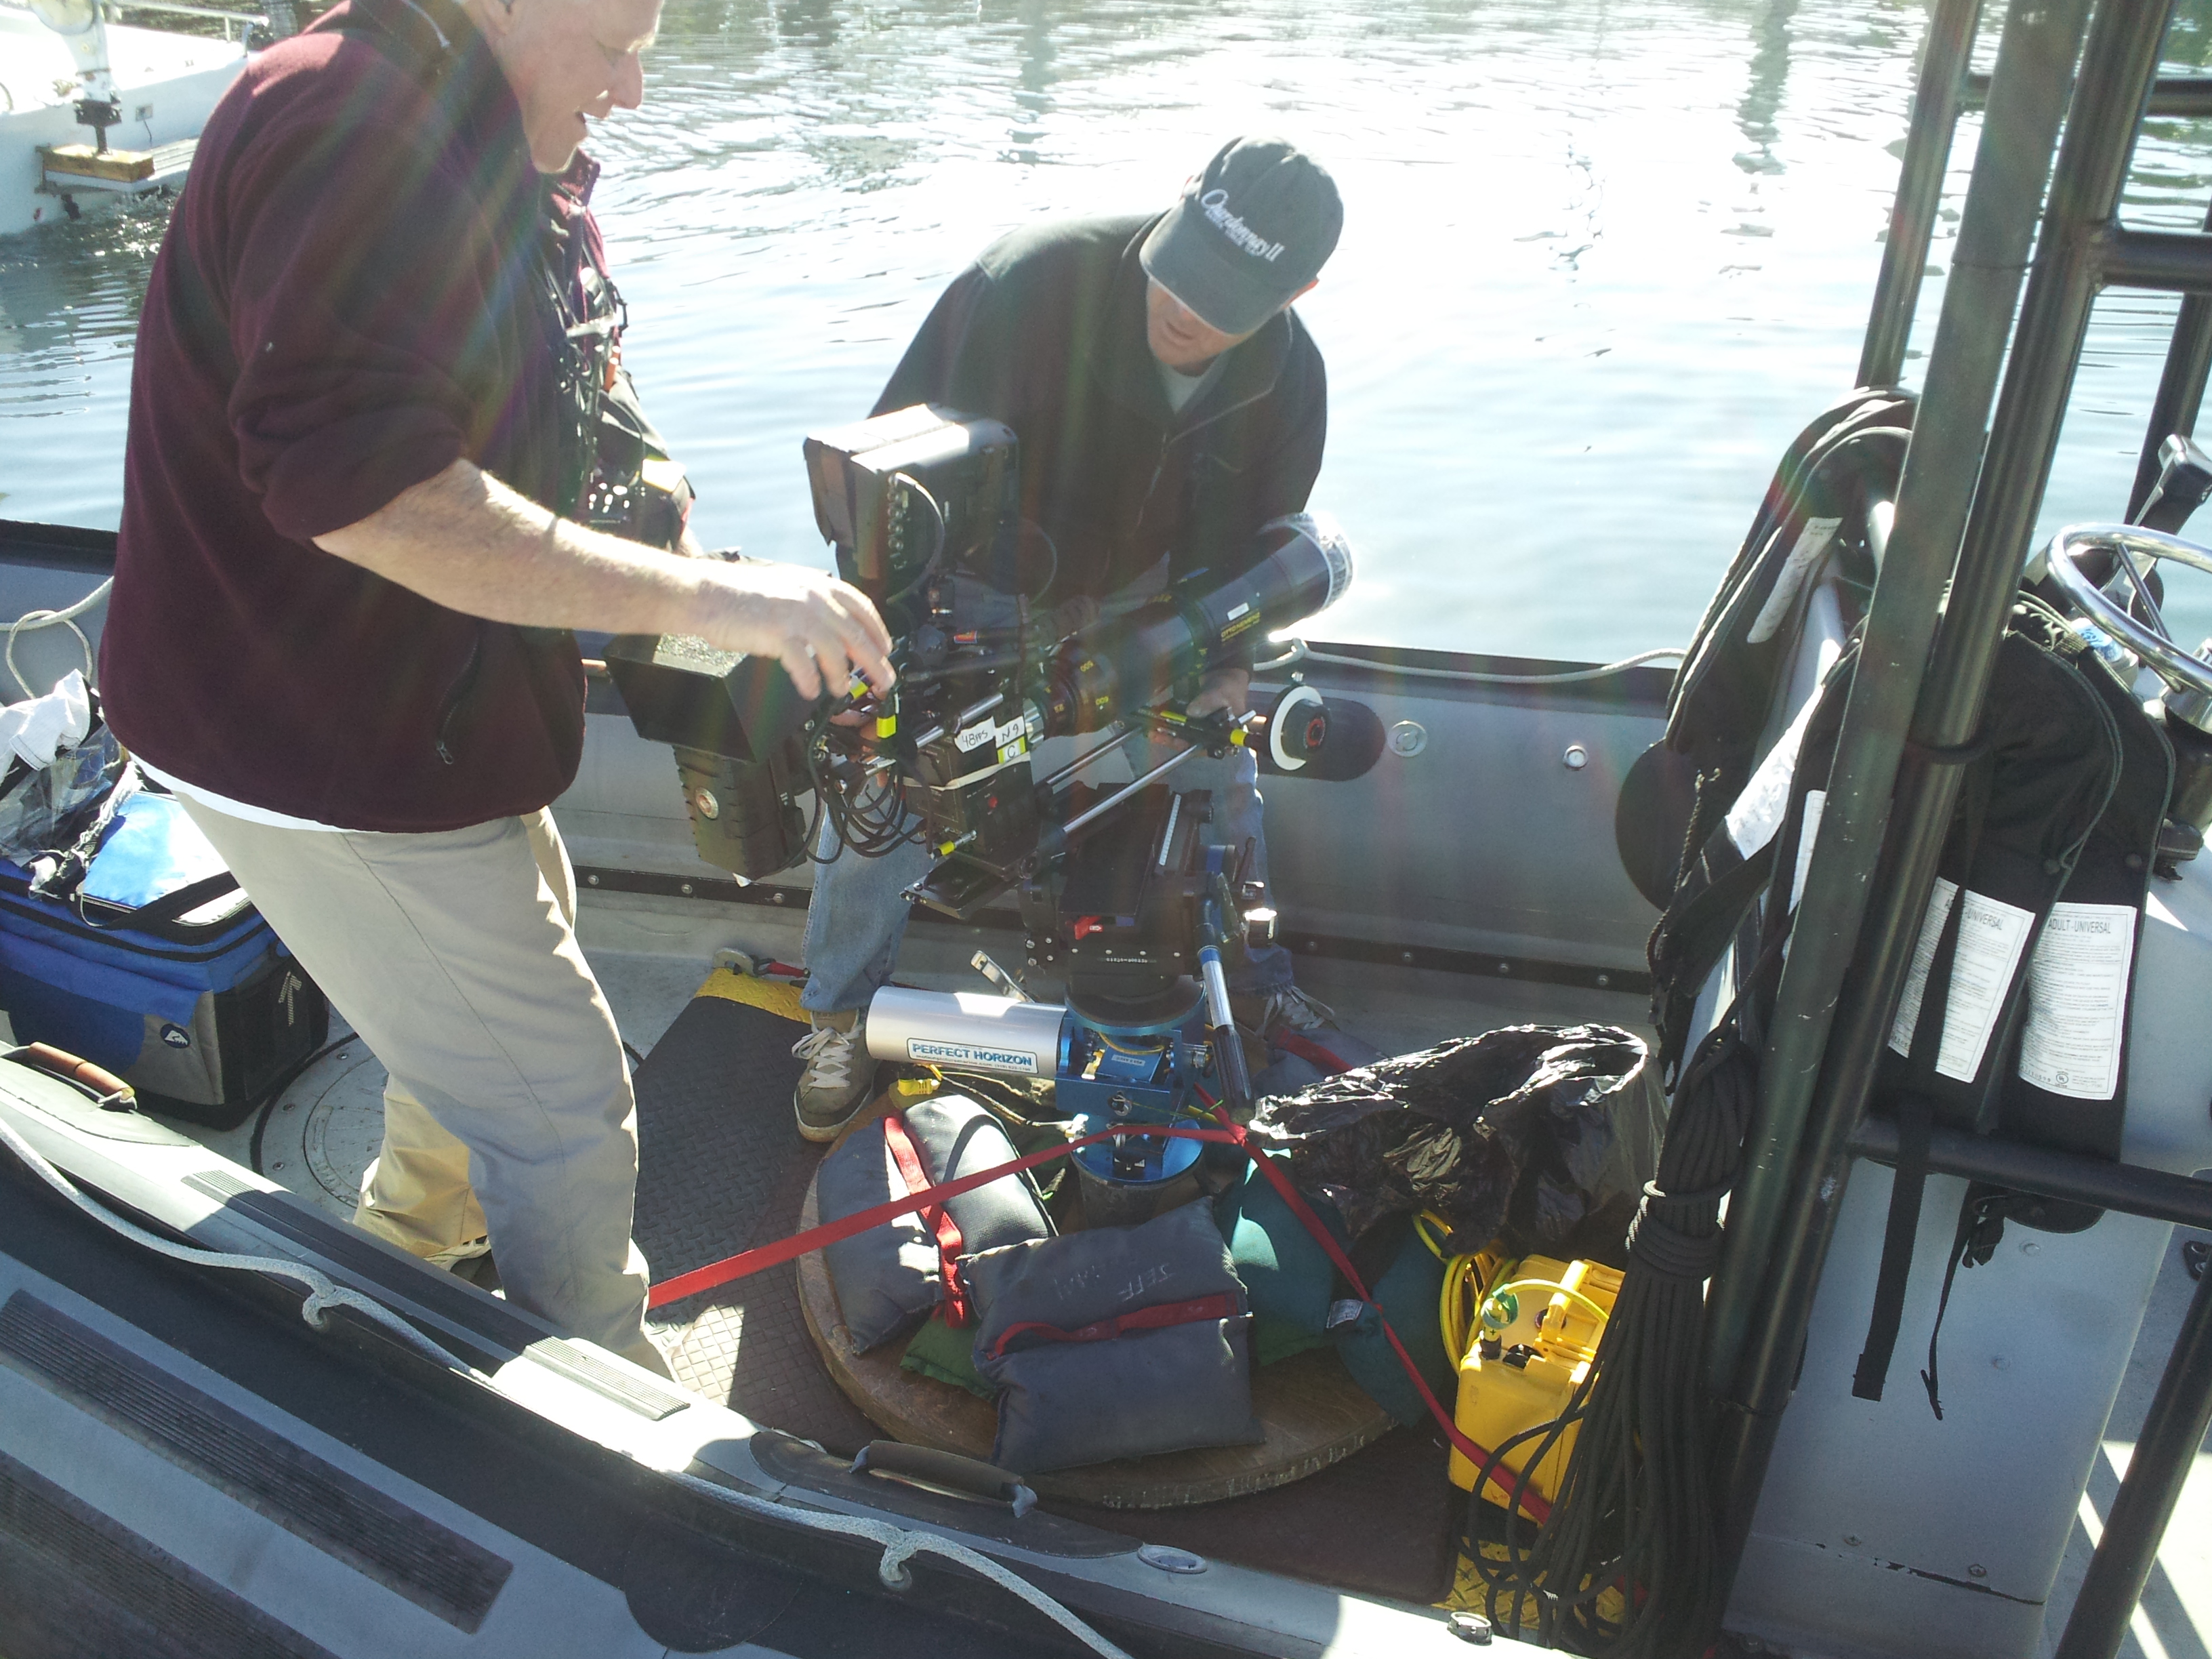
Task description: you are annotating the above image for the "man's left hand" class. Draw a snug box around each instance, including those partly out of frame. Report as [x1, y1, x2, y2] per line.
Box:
[1186, 667, 1252, 719]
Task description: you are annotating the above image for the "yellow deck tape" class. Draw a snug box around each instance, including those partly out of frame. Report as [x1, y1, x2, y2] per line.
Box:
[1439, 1541, 1625, 1628]
[692, 965, 808, 1024]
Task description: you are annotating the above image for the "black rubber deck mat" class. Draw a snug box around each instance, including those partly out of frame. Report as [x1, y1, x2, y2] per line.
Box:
[632, 994, 874, 1451]
[632, 989, 1460, 1603]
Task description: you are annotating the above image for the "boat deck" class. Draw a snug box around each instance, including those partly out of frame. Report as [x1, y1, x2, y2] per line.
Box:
[157, 882, 2212, 1654]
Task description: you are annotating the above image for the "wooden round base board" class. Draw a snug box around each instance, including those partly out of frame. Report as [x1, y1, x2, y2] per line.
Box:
[795, 1164, 1393, 1509]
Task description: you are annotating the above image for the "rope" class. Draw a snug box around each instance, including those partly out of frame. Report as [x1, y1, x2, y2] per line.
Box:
[0, 1102, 472, 1374]
[6, 579, 111, 699]
[1296, 645, 1683, 687]
[1471, 1021, 1759, 1654]
[668, 1469, 1133, 1658]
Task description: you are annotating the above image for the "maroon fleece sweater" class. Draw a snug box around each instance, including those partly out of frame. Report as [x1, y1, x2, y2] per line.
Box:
[101, 0, 594, 831]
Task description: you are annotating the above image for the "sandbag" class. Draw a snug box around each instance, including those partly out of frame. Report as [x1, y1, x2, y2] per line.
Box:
[1328, 1213, 1455, 1427]
[1213, 1150, 1344, 1365]
[967, 1200, 1260, 1473]
[818, 1092, 1052, 1353]
[1248, 1025, 1657, 1254]
[899, 1311, 994, 1398]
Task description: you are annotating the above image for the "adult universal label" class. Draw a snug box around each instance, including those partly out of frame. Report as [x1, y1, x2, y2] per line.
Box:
[906, 1038, 1040, 1075]
[2019, 901, 2137, 1100]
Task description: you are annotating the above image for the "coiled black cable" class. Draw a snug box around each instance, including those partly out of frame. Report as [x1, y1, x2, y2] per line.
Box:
[1465, 1000, 1764, 1656]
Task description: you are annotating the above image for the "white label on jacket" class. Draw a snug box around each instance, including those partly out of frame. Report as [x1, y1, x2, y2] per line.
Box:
[1889, 879, 2034, 1080]
[1890, 878, 1957, 1056]
[2018, 902, 2136, 1100]
[1788, 790, 1826, 914]
[1727, 691, 1823, 857]
[1746, 516, 1844, 645]
[906, 1038, 1039, 1075]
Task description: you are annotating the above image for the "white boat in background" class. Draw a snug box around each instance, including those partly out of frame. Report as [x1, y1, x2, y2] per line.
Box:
[1, 0, 253, 237]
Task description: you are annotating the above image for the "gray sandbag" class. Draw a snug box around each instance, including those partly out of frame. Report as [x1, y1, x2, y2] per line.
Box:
[819, 1092, 1053, 1353]
[967, 1200, 1260, 1473]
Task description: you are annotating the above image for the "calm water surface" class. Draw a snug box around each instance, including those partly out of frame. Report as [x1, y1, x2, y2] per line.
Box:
[9, 0, 2212, 659]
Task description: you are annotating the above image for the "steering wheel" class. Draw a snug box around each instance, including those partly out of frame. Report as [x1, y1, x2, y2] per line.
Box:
[2043, 523, 2212, 838]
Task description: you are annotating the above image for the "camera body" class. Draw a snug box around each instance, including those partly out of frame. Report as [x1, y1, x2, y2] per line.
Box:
[613, 403, 1349, 1212]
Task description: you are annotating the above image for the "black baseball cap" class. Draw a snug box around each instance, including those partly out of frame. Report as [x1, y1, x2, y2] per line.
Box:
[1139, 136, 1343, 336]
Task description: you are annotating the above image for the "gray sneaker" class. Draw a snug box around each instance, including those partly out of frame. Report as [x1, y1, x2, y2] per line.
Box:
[792, 1014, 876, 1143]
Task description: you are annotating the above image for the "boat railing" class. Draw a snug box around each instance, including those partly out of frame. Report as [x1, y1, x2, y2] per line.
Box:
[102, 0, 268, 41]
[1708, 0, 2212, 1653]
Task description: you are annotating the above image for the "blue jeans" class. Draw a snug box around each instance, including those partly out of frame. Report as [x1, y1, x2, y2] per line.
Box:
[801, 575, 1294, 1015]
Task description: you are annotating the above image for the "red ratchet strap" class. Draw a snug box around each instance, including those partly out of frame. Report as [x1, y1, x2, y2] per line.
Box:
[1270, 1031, 1355, 1076]
[644, 1108, 1541, 1522]
[645, 1123, 1233, 1307]
[880, 1113, 970, 1326]
[1196, 1097, 1551, 1521]
[985, 1292, 1241, 1363]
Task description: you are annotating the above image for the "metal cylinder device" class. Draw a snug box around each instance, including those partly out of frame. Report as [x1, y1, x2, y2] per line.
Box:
[865, 986, 1068, 1079]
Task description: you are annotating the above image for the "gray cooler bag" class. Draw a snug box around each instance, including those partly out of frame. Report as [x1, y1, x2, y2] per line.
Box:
[966, 1200, 1261, 1474]
[818, 1092, 1053, 1352]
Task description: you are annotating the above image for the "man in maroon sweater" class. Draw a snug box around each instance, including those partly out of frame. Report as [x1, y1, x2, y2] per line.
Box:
[102, 0, 891, 1372]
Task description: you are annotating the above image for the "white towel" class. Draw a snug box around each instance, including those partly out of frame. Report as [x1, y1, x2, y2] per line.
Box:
[0, 670, 91, 771]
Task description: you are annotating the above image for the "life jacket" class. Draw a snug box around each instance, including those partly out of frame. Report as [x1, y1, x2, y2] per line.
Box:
[1645, 572, 2171, 1418]
[1851, 599, 2171, 1414]
[1618, 390, 1910, 913]
[1664, 394, 1912, 775]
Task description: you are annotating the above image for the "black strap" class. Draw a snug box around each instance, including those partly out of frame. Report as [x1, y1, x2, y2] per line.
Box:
[71, 870, 242, 935]
[1852, 1089, 1935, 1401]
[1903, 730, 1993, 769]
[1650, 837, 1777, 1081]
[1919, 1189, 2009, 1420]
[24, 764, 138, 908]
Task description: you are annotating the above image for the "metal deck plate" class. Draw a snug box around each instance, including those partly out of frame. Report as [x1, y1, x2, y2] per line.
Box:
[633, 994, 874, 1449]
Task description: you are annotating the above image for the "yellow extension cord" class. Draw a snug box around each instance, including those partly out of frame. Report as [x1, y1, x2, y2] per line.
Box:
[1414, 1212, 1612, 1363]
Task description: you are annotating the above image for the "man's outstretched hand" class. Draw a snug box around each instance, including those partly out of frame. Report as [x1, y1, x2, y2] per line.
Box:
[1185, 665, 1252, 720]
[314, 459, 895, 703]
[695, 560, 894, 702]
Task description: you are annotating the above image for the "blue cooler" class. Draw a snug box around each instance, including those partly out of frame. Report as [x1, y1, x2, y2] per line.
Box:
[0, 790, 328, 1128]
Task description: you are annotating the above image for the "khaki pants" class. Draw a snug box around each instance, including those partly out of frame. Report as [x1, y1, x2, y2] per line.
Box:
[177, 800, 667, 1375]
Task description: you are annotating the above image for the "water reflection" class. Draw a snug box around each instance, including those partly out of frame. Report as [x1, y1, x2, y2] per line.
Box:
[1736, 0, 1797, 173]
[6, 0, 2212, 655]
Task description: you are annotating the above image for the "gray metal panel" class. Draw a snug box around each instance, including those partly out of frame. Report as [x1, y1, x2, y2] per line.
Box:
[1729, 863, 2212, 1659]
[1254, 666, 1664, 971]
[556, 653, 1671, 970]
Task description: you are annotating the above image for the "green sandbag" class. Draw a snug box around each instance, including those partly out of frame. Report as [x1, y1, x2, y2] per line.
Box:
[1252, 1313, 1331, 1367]
[1213, 1152, 1345, 1357]
[899, 1311, 994, 1399]
[1330, 1214, 1455, 1427]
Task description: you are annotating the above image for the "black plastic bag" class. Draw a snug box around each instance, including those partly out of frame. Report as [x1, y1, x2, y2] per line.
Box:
[1246, 1024, 1659, 1254]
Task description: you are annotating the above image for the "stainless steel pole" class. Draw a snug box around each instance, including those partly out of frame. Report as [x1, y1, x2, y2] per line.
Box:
[1859, 0, 1988, 389]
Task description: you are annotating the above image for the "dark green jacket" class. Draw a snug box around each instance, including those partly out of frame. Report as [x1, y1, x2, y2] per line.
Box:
[873, 213, 1329, 618]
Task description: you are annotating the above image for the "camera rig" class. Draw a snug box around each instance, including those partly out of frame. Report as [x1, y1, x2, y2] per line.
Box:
[609, 403, 1354, 1214]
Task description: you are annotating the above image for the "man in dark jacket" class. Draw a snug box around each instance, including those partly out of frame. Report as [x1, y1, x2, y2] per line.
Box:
[793, 136, 1343, 1139]
[102, 0, 892, 1372]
